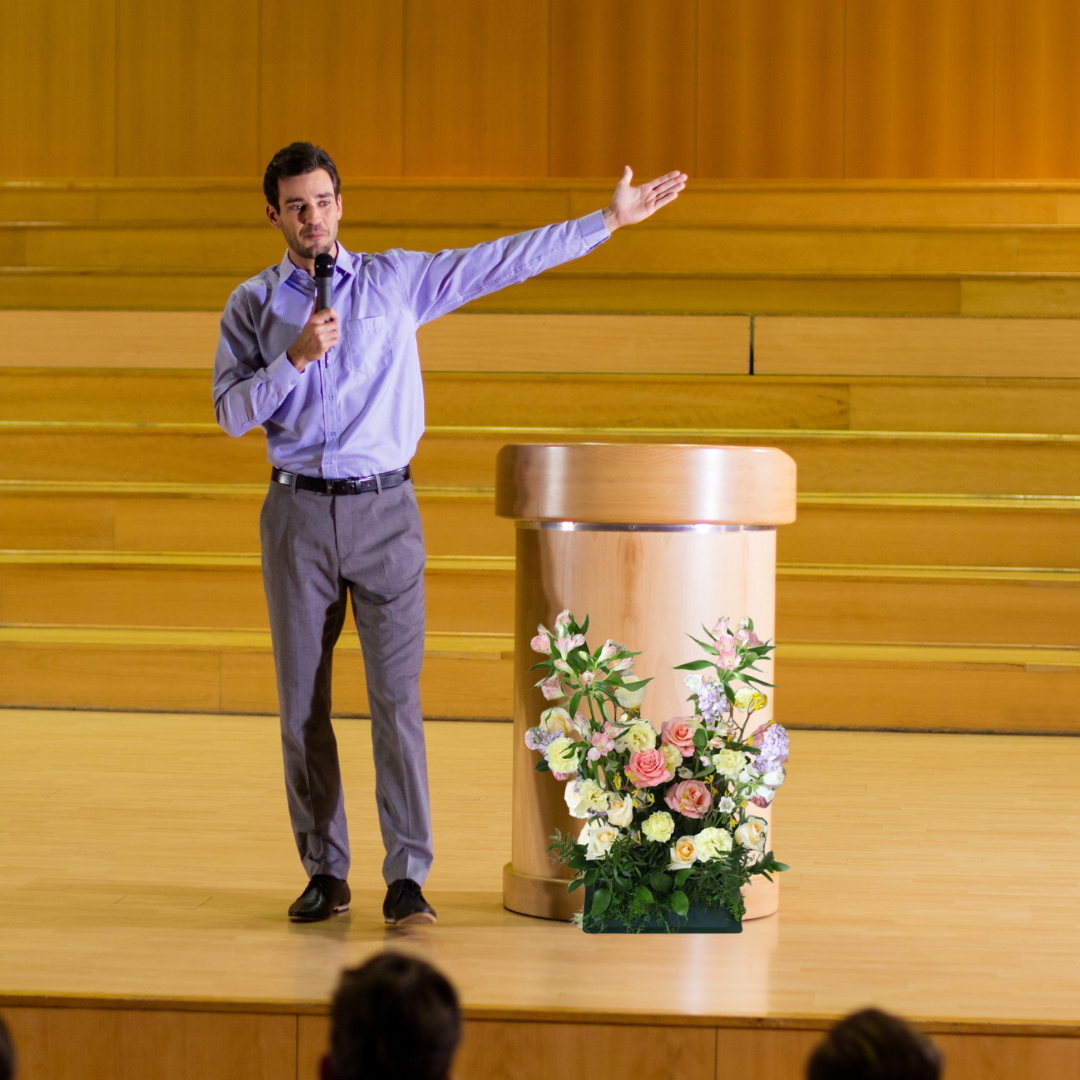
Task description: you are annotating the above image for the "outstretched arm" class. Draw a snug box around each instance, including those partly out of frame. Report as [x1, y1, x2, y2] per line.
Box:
[602, 167, 688, 233]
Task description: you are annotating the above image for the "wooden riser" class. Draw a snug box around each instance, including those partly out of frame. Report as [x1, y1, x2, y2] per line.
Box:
[3, 487, 1080, 568]
[7, 269, 1080, 318]
[1, 633, 1077, 732]
[6, 178, 1080, 227]
[4, 423, 1080, 494]
[3, 559, 1078, 646]
[8, 368, 1080, 435]
[11, 220, 1080, 276]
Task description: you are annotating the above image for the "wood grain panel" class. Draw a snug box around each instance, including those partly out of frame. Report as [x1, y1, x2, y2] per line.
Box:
[697, 0, 845, 179]
[0, 0, 116, 176]
[994, 0, 1080, 179]
[549, 0, 696, 179]
[116, 0, 260, 176]
[844, 0, 995, 178]
[754, 316, 1080, 378]
[258, 0, 404, 178]
[0, 1007, 296, 1080]
[403, 0, 549, 177]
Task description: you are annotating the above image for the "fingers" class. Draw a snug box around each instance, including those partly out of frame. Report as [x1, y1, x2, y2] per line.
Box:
[621, 165, 633, 184]
[311, 306, 338, 325]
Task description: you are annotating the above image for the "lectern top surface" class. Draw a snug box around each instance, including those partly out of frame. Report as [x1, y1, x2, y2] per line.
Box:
[494, 442, 797, 525]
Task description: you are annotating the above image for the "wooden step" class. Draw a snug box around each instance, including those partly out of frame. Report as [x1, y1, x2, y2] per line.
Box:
[2, 552, 1076, 646]
[8, 367, 1080, 434]
[0, 625, 513, 719]
[0, 552, 514, 635]
[4, 421, 1080, 494]
[1, 624, 1075, 732]
[7, 266, 1080, 317]
[6, 178, 1080, 228]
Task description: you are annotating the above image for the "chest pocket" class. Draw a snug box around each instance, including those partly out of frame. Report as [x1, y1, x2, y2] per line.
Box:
[342, 314, 390, 373]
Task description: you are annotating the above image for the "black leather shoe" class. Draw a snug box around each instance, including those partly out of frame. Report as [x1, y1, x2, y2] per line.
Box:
[288, 874, 351, 922]
[383, 879, 437, 925]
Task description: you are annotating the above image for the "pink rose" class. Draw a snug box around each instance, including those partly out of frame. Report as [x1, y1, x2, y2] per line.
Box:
[664, 779, 713, 819]
[625, 749, 673, 789]
[661, 717, 699, 757]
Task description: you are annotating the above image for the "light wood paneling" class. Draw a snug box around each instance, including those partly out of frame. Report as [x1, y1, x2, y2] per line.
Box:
[994, 0, 1080, 179]
[697, 0, 845, 179]
[0, 0, 116, 177]
[258, 0, 404, 179]
[402, 0, 549, 178]
[844, 0, 996, 178]
[115, 0, 261, 176]
[0, 1007, 296, 1080]
[754, 316, 1080, 378]
[549, 0, 696, 179]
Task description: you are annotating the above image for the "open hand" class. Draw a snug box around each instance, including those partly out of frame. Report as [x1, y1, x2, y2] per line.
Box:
[602, 167, 688, 233]
[286, 303, 339, 371]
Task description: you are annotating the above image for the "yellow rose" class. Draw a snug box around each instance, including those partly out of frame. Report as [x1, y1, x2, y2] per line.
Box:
[734, 816, 768, 851]
[540, 707, 574, 737]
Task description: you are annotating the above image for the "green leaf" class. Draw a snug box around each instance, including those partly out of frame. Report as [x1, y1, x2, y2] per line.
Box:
[569, 690, 583, 717]
[670, 890, 690, 917]
[772, 862, 790, 872]
[634, 885, 655, 906]
[567, 877, 585, 893]
[613, 875, 632, 894]
[674, 867, 692, 888]
[620, 677, 653, 690]
[649, 872, 673, 894]
[580, 614, 590, 635]
[535, 759, 550, 772]
[583, 868, 598, 885]
[673, 659, 715, 671]
[688, 635, 719, 655]
[591, 885, 611, 916]
[693, 727, 708, 750]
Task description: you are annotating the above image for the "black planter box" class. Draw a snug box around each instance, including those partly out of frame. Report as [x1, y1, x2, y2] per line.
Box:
[582, 885, 742, 934]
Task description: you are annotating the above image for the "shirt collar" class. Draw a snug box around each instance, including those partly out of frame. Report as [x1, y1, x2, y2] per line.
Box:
[276, 243, 358, 285]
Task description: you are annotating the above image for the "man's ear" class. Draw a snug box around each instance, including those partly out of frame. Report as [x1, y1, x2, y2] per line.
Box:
[320, 1053, 332, 1080]
[267, 203, 282, 229]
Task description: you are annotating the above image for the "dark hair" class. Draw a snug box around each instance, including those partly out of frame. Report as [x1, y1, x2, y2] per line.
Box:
[807, 1009, 941, 1080]
[263, 142, 340, 210]
[326, 953, 461, 1080]
[0, 1012, 14, 1080]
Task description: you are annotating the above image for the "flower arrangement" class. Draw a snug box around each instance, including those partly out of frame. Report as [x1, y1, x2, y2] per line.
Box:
[526, 610, 789, 933]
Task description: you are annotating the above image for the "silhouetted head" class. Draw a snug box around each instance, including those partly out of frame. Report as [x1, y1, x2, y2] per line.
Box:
[807, 1008, 941, 1080]
[0, 1012, 15, 1080]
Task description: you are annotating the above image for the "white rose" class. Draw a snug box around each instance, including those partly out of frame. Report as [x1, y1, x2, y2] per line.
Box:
[614, 685, 647, 710]
[734, 816, 768, 851]
[712, 749, 747, 778]
[661, 743, 682, 776]
[616, 720, 657, 753]
[668, 834, 697, 870]
[694, 826, 734, 862]
[545, 736, 580, 774]
[583, 820, 621, 861]
[564, 778, 607, 819]
[606, 792, 634, 828]
[641, 811, 674, 843]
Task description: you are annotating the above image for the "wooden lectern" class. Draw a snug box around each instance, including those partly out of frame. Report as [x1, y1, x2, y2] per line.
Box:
[496, 443, 797, 922]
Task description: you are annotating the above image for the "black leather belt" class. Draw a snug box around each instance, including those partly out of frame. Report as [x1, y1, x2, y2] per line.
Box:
[271, 465, 411, 495]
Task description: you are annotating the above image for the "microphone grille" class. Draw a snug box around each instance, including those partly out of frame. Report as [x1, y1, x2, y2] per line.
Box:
[314, 253, 335, 277]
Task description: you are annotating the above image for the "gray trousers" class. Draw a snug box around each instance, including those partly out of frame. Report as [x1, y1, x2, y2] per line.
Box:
[260, 478, 433, 886]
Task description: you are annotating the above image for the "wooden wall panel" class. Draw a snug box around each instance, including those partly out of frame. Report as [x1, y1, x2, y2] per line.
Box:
[0, 0, 116, 176]
[697, 0, 845, 178]
[403, 0, 549, 177]
[116, 0, 261, 176]
[259, 0, 403, 178]
[549, 0, 697, 179]
[845, 0, 996, 178]
[994, 0, 1080, 178]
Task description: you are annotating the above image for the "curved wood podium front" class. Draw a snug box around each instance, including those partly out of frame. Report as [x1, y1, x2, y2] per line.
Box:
[496, 443, 797, 922]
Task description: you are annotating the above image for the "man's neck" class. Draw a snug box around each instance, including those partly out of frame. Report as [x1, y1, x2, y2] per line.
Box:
[287, 242, 339, 277]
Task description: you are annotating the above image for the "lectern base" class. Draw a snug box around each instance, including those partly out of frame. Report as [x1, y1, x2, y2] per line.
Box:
[503, 863, 583, 921]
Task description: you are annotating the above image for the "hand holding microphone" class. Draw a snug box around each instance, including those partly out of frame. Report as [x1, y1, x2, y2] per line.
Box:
[286, 253, 338, 371]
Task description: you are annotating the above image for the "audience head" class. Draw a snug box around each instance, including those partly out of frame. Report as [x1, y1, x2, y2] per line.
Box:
[323, 952, 461, 1080]
[0, 1012, 14, 1080]
[807, 1008, 941, 1080]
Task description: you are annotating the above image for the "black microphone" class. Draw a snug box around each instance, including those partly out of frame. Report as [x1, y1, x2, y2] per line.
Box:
[314, 252, 334, 312]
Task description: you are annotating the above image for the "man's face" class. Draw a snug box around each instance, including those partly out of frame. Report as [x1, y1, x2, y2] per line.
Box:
[267, 168, 343, 261]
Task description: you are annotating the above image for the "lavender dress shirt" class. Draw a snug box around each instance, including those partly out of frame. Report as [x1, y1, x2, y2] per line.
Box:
[212, 210, 611, 478]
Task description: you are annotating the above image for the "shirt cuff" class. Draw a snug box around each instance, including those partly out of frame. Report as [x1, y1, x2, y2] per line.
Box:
[264, 350, 303, 393]
[576, 209, 611, 250]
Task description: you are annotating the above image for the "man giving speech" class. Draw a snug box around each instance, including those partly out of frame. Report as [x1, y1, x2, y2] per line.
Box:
[212, 142, 686, 924]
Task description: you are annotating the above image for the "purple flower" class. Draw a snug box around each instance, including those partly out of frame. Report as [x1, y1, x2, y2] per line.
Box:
[753, 723, 790, 772]
[525, 726, 555, 752]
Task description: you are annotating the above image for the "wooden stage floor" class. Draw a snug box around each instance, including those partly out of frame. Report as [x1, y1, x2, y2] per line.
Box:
[1, 709, 1079, 1080]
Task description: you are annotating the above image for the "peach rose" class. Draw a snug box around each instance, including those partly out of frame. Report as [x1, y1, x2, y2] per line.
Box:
[661, 717, 700, 757]
[624, 748, 673, 789]
[664, 779, 713, 819]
